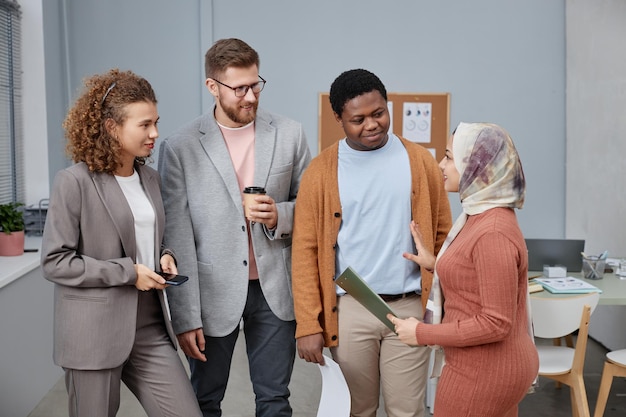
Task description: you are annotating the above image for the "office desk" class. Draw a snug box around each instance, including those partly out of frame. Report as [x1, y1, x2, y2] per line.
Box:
[530, 271, 626, 350]
[529, 271, 626, 305]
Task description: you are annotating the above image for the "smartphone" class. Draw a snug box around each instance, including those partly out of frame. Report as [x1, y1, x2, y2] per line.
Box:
[157, 272, 189, 286]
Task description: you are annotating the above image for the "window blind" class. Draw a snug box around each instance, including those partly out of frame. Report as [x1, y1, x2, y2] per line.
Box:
[0, 0, 23, 204]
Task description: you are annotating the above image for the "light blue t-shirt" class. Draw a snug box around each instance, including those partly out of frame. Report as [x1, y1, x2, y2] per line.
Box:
[335, 133, 421, 295]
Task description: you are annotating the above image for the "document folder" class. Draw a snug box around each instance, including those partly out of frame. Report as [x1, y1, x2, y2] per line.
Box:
[335, 267, 397, 331]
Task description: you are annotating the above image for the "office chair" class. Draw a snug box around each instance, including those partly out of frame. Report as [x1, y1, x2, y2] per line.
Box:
[593, 348, 626, 417]
[552, 334, 575, 389]
[530, 292, 600, 417]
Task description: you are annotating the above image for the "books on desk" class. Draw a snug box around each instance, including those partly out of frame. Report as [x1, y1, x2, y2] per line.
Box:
[533, 277, 602, 294]
[528, 282, 544, 293]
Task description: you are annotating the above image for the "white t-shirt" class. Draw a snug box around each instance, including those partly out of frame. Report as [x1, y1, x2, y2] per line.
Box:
[115, 170, 156, 270]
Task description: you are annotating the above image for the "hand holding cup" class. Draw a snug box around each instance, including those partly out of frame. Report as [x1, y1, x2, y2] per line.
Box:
[243, 186, 266, 220]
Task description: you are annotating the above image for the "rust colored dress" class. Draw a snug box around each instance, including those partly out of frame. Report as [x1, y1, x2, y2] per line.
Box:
[416, 208, 538, 417]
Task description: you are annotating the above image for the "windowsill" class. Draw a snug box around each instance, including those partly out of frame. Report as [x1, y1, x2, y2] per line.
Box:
[0, 236, 43, 289]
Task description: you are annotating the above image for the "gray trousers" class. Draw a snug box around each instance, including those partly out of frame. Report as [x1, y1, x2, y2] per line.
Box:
[64, 291, 201, 417]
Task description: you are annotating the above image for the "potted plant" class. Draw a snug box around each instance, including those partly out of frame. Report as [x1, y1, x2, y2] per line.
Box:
[0, 202, 25, 256]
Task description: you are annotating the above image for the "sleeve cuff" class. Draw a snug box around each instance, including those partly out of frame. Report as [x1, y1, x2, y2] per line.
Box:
[160, 248, 177, 266]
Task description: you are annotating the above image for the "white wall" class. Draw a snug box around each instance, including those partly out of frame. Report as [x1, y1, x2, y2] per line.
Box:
[566, 0, 626, 256]
[566, 0, 626, 353]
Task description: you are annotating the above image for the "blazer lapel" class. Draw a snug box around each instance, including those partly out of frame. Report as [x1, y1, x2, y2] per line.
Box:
[254, 110, 276, 188]
[199, 113, 249, 215]
[92, 171, 137, 261]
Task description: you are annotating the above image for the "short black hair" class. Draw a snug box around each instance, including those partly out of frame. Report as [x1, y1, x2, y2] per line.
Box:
[329, 69, 387, 116]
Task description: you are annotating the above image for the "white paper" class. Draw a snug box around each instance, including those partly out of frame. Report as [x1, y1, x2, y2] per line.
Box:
[402, 102, 432, 143]
[316, 355, 350, 417]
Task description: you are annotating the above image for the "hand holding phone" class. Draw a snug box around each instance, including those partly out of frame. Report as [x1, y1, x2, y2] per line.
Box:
[156, 272, 189, 286]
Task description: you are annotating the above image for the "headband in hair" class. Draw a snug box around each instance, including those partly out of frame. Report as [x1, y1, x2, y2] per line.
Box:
[101, 82, 116, 105]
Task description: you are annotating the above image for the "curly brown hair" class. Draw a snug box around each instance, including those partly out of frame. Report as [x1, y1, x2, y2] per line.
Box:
[63, 68, 158, 173]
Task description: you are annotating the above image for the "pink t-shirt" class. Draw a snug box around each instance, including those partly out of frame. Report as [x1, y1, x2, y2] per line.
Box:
[219, 121, 259, 280]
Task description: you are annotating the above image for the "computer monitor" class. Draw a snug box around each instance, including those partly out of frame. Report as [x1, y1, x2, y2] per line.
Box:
[525, 238, 585, 272]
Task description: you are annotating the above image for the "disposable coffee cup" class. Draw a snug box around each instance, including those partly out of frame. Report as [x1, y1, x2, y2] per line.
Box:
[243, 186, 266, 220]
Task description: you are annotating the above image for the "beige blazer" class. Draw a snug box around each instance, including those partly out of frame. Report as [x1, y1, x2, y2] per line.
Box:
[41, 162, 176, 370]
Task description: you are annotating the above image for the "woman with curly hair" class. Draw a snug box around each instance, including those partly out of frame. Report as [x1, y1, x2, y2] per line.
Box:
[41, 68, 202, 417]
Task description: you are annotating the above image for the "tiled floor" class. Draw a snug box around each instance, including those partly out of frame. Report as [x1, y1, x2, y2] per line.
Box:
[28, 333, 626, 417]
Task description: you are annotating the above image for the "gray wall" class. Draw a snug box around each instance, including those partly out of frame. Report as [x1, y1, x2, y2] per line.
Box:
[43, 0, 567, 239]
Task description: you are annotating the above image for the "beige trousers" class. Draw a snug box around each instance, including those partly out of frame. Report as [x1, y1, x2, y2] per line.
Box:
[331, 294, 429, 417]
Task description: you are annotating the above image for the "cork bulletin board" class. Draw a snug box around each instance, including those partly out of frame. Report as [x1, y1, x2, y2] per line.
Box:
[318, 92, 451, 160]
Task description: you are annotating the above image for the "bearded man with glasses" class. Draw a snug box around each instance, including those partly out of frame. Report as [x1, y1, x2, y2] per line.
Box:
[159, 38, 311, 417]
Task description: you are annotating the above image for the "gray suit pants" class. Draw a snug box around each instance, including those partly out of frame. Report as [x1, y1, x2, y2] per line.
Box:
[64, 291, 201, 417]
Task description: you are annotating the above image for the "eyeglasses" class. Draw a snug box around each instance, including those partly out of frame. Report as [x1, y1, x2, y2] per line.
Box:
[212, 76, 266, 97]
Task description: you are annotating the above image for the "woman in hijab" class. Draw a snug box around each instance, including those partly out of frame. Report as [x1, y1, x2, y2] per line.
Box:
[389, 122, 538, 417]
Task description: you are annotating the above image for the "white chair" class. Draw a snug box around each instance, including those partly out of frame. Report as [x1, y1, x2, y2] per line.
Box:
[530, 292, 600, 417]
[316, 355, 350, 417]
[593, 348, 626, 417]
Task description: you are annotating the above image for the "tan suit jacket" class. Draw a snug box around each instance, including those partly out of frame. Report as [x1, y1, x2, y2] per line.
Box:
[41, 162, 176, 370]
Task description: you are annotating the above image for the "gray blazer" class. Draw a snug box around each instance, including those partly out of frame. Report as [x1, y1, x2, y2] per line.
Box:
[41, 162, 176, 370]
[158, 107, 311, 337]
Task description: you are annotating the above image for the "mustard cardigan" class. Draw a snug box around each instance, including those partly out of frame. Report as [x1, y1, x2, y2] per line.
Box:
[292, 136, 452, 346]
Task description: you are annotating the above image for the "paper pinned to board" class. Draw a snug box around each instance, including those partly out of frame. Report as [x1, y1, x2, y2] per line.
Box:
[334, 266, 397, 331]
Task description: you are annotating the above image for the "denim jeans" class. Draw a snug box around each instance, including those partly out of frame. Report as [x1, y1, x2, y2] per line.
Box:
[188, 279, 296, 417]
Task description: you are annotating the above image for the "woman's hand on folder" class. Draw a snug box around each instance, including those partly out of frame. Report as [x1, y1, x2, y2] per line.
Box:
[297, 333, 325, 365]
[403, 221, 435, 272]
[387, 314, 420, 346]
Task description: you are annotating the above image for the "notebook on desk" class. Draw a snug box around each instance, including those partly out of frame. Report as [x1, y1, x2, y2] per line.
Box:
[525, 238, 585, 272]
